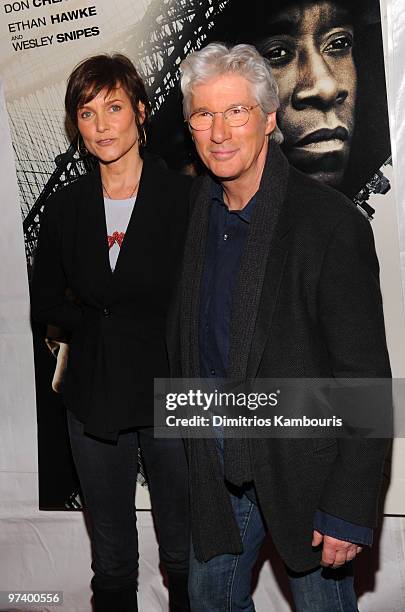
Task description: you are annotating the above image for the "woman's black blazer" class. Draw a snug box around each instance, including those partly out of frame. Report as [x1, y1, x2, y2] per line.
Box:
[31, 158, 191, 438]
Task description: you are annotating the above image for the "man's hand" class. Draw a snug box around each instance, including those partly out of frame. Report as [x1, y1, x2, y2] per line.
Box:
[312, 530, 362, 568]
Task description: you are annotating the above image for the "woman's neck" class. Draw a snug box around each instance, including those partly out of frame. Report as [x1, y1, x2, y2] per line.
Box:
[100, 147, 143, 200]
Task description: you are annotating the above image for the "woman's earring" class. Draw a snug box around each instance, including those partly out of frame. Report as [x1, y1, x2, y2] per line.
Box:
[76, 133, 88, 157]
[139, 125, 147, 148]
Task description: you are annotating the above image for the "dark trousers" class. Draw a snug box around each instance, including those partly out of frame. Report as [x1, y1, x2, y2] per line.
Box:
[67, 410, 190, 594]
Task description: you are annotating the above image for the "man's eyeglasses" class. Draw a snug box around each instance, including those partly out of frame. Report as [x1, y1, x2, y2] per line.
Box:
[186, 104, 261, 131]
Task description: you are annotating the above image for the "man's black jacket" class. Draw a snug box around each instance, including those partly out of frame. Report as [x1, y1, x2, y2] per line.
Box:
[167, 144, 391, 572]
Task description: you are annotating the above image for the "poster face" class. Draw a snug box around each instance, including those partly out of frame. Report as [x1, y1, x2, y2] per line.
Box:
[227, 0, 391, 200]
[0, 0, 397, 508]
[257, 1, 358, 190]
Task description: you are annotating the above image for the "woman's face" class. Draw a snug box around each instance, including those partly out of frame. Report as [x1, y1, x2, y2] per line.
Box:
[77, 84, 144, 164]
[259, 1, 357, 187]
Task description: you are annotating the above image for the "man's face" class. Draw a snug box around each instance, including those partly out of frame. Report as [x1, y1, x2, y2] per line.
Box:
[188, 74, 276, 184]
[259, 1, 357, 187]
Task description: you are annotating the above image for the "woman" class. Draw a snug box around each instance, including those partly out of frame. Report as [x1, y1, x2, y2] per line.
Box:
[31, 54, 191, 612]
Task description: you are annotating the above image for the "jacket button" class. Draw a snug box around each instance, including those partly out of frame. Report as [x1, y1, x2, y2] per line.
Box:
[103, 307, 110, 317]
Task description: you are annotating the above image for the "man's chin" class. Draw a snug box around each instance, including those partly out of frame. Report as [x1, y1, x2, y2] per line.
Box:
[206, 166, 241, 182]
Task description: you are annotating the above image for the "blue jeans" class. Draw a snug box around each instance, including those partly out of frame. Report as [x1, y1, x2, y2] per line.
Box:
[189, 486, 358, 612]
[67, 410, 189, 592]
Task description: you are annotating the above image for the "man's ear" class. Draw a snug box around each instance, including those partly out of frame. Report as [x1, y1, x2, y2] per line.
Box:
[186, 123, 195, 142]
[265, 111, 277, 136]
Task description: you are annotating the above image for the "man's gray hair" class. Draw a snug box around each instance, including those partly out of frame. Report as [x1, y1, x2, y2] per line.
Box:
[179, 42, 284, 144]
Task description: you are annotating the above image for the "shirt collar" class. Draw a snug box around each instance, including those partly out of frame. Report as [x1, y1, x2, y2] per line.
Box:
[211, 180, 256, 223]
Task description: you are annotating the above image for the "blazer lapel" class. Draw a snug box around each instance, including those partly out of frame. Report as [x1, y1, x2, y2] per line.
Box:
[246, 232, 290, 378]
[228, 145, 291, 379]
[76, 165, 113, 299]
[109, 159, 166, 286]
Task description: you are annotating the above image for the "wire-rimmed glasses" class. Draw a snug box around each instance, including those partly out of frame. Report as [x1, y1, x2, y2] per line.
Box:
[187, 104, 261, 131]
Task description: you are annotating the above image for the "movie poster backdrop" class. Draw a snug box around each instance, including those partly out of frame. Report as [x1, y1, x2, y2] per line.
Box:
[0, 0, 400, 509]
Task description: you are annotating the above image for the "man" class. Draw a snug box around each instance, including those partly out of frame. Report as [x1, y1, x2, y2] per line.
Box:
[170, 42, 391, 611]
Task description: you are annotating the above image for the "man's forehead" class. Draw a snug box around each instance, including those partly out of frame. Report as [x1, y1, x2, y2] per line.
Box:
[191, 74, 254, 103]
[262, 1, 352, 36]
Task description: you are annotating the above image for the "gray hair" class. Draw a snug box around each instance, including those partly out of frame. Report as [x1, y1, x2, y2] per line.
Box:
[179, 42, 284, 144]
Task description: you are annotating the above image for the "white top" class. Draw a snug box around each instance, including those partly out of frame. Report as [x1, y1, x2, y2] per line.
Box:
[104, 197, 136, 272]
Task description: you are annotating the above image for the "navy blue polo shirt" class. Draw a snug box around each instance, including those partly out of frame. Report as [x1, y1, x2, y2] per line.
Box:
[199, 182, 255, 378]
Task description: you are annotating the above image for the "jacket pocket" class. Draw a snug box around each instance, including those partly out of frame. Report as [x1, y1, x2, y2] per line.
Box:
[312, 439, 338, 454]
